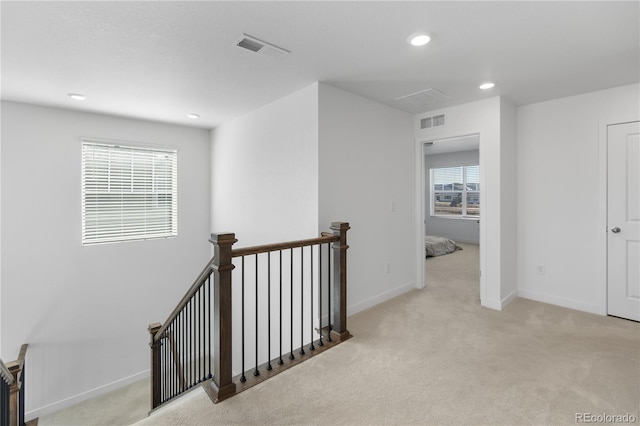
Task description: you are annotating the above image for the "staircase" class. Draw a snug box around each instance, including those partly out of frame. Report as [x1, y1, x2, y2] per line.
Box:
[148, 222, 351, 410]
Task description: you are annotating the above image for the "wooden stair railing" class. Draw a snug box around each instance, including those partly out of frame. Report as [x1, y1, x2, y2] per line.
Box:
[1, 344, 28, 426]
[148, 222, 351, 410]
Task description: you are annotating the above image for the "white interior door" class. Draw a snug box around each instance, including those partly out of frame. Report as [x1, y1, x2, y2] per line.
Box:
[607, 121, 640, 321]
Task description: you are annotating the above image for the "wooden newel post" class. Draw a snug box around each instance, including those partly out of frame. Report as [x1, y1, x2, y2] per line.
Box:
[5, 344, 27, 426]
[330, 222, 351, 340]
[148, 322, 161, 410]
[209, 232, 237, 402]
[8, 363, 20, 426]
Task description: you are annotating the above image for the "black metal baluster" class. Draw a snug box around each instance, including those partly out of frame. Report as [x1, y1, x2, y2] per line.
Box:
[278, 251, 284, 365]
[167, 331, 170, 402]
[187, 301, 190, 389]
[194, 289, 198, 384]
[267, 252, 272, 371]
[162, 331, 166, 402]
[1, 375, 6, 426]
[169, 323, 173, 400]
[318, 244, 323, 347]
[254, 254, 260, 377]
[240, 257, 246, 382]
[195, 289, 199, 384]
[182, 309, 186, 392]
[1, 374, 6, 426]
[200, 286, 203, 382]
[299, 246, 305, 355]
[183, 309, 186, 391]
[19, 362, 25, 426]
[180, 310, 183, 392]
[173, 326, 176, 397]
[207, 275, 212, 379]
[199, 287, 203, 382]
[173, 321, 177, 398]
[327, 243, 332, 342]
[289, 247, 295, 360]
[200, 281, 207, 381]
[190, 297, 194, 386]
[185, 300, 189, 388]
[178, 311, 182, 393]
[310, 245, 315, 351]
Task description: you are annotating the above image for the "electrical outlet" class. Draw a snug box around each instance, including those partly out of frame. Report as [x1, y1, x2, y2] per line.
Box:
[536, 265, 546, 275]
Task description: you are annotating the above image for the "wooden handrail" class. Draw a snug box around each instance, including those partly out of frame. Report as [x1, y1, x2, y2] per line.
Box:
[154, 255, 217, 340]
[17, 345, 27, 373]
[232, 234, 339, 258]
[156, 234, 340, 340]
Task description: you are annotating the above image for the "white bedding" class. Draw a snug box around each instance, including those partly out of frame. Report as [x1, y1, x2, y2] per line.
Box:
[425, 236, 461, 257]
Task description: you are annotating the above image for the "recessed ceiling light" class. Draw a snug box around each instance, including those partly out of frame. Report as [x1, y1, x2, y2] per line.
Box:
[186, 113, 200, 119]
[67, 93, 86, 101]
[479, 82, 495, 90]
[408, 33, 431, 47]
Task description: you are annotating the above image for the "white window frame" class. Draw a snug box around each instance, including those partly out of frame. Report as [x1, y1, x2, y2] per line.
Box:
[81, 139, 178, 246]
[430, 164, 480, 220]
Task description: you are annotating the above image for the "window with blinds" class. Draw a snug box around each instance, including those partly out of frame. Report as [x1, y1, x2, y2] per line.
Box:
[431, 165, 480, 218]
[82, 141, 178, 245]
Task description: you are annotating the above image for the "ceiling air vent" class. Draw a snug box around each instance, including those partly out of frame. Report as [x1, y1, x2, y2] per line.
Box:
[396, 88, 449, 108]
[236, 34, 290, 60]
[420, 113, 446, 129]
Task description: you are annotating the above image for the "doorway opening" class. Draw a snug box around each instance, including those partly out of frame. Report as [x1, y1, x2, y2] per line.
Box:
[421, 134, 481, 301]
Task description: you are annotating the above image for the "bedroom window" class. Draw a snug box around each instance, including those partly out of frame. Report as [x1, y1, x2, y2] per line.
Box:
[431, 165, 480, 218]
[82, 140, 178, 245]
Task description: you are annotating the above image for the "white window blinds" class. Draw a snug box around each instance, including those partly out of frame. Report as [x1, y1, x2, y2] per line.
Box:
[82, 141, 178, 245]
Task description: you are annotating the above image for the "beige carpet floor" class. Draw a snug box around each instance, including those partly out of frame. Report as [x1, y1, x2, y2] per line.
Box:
[135, 243, 640, 425]
[40, 243, 640, 425]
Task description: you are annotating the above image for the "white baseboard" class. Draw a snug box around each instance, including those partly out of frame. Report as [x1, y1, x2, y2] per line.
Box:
[500, 289, 518, 309]
[26, 370, 149, 421]
[481, 298, 502, 310]
[455, 239, 480, 245]
[347, 281, 416, 317]
[517, 289, 602, 315]
[481, 289, 517, 311]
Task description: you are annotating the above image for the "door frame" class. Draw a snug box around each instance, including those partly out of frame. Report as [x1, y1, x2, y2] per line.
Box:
[416, 132, 485, 303]
[597, 117, 640, 316]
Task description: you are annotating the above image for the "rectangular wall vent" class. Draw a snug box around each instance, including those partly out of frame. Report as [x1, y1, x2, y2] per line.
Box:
[433, 114, 445, 127]
[420, 114, 446, 129]
[420, 117, 432, 129]
[236, 34, 290, 60]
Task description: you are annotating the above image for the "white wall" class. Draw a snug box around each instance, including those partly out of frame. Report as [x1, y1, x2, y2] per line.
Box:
[424, 149, 480, 244]
[499, 98, 518, 305]
[517, 84, 640, 314]
[318, 84, 416, 315]
[210, 84, 319, 244]
[0, 101, 211, 418]
[416, 97, 518, 310]
[0, 101, 3, 357]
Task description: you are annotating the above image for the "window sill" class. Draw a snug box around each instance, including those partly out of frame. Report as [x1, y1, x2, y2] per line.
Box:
[429, 215, 480, 221]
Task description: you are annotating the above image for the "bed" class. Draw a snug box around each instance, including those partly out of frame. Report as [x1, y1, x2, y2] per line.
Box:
[425, 236, 462, 257]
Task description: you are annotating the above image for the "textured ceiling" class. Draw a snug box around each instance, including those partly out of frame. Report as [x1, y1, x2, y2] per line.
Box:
[1, 1, 638, 129]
